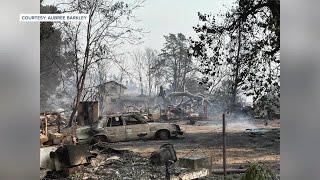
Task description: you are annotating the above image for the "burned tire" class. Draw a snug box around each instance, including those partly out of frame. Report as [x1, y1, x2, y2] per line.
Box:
[90, 136, 108, 145]
[157, 130, 170, 140]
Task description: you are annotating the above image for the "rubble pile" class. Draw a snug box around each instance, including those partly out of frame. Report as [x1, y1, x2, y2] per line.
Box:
[43, 144, 191, 180]
[86, 148, 165, 179]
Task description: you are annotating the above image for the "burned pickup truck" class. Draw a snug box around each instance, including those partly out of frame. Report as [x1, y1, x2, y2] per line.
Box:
[76, 113, 183, 143]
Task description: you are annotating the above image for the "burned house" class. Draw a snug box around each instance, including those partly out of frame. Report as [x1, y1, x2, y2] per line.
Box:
[120, 94, 148, 112]
[97, 81, 157, 114]
[97, 81, 127, 114]
[121, 94, 159, 113]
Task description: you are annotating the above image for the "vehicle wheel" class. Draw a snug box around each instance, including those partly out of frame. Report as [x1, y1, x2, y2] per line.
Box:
[157, 130, 169, 140]
[90, 136, 107, 145]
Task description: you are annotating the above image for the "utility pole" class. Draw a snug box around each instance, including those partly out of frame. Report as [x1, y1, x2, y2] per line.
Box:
[222, 113, 226, 179]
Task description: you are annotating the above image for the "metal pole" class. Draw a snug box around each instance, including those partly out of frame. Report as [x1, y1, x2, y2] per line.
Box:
[57, 114, 61, 133]
[165, 162, 170, 180]
[222, 113, 226, 179]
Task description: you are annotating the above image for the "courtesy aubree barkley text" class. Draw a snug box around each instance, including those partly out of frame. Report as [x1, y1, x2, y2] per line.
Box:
[20, 14, 89, 22]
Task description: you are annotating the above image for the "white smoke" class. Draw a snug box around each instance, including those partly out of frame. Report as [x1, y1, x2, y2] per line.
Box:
[196, 113, 257, 132]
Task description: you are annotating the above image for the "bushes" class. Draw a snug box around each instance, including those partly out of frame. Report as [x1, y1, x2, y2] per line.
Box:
[240, 163, 277, 180]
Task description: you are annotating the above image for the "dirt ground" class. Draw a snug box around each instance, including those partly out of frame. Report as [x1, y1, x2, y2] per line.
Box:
[43, 117, 280, 179]
[108, 118, 280, 175]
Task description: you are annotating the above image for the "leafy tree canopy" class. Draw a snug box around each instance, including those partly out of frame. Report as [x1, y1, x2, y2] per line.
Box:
[190, 0, 280, 114]
[154, 33, 193, 92]
[40, 1, 70, 110]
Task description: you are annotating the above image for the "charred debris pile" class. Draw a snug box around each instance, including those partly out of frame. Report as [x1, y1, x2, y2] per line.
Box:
[42, 143, 191, 180]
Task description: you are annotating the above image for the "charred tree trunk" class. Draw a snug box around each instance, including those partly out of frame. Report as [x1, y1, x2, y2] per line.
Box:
[139, 74, 143, 95]
[148, 72, 152, 96]
[68, 12, 93, 127]
[69, 69, 87, 127]
[230, 20, 242, 112]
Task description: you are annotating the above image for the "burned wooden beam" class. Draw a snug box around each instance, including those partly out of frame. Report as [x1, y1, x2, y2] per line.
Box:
[213, 168, 247, 174]
[171, 168, 210, 180]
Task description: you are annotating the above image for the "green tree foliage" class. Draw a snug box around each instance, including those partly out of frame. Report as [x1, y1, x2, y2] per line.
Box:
[190, 0, 280, 112]
[254, 88, 280, 119]
[40, 2, 70, 110]
[240, 163, 277, 180]
[184, 78, 206, 95]
[144, 48, 159, 96]
[154, 33, 193, 92]
[210, 80, 237, 110]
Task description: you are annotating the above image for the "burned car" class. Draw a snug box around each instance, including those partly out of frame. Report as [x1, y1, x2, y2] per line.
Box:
[76, 113, 183, 143]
